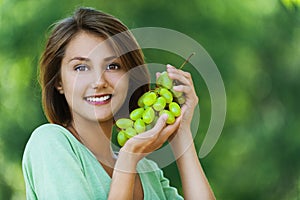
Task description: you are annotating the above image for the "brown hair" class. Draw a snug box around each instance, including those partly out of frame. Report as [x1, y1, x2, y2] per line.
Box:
[40, 7, 150, 126]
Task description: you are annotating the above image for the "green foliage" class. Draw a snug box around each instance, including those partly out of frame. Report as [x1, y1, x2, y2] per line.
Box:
[1, 0, 300, 199]
[281, 0, 300, 11]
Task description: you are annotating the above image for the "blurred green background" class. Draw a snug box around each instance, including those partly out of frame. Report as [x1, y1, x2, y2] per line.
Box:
[1, 0, 300, 199]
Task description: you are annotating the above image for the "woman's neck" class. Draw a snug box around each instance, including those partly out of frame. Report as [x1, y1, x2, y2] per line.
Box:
[68, 117, 117, 170]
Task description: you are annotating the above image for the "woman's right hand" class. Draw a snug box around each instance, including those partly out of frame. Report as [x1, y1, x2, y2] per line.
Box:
[116, 114, 181, 172]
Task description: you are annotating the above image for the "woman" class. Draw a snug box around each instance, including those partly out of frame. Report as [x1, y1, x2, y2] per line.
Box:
[22, 7, 215, 200]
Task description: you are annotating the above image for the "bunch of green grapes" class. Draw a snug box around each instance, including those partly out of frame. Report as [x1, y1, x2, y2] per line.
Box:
[115, 71, 185, 146]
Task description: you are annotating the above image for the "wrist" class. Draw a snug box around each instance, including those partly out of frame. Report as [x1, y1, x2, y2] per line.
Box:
[169, 128, 194, 158]
[115, 148, 140, 173]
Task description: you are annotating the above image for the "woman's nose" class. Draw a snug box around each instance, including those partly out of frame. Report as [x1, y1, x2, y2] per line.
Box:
[91, 73, 108, 89]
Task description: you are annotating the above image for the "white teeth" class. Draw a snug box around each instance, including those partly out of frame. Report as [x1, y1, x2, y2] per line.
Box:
[86, 95, 111, 102]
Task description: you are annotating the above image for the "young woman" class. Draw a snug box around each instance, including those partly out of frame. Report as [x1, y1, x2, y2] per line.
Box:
[22, 7, 215, 200]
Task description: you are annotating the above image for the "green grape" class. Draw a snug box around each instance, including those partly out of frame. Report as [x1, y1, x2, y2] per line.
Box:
[116, 118, 134, 129]
[170, 87, 183, 98]
[159, 88, 173, 103]
[153, 96, 167, 111]
[124, 127, 137, 138]
[176, 95, 186, 105]
[143, 92, 157, 106]
[143, 105, 150, 109]
[138, 93, 147, 107]
[130, 107, 144, 121]
[160, 110, 175, 124]
[134, 118, 146, 133]
[169, 102, 181, 117]
[116, 66, 188, 145]
[117, 131, 128, 146]
[142, 107, 155, 124]
[146, 123, 154, 131]
[156, 71, 173, 89]
[154, 87, 160, 94]
[145, 115, 159, 131]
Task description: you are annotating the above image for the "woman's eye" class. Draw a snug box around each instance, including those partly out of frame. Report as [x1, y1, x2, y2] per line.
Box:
[74, 64, 88, 71]
[106, 63, 121, 70]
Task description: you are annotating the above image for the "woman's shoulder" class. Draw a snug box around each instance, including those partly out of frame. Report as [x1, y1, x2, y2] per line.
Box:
[32, 123, 70, 136]
[23, 123, 78, 155]
[29, 123, 74, 143]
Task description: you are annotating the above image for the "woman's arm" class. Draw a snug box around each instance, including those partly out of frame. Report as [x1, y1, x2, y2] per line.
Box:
[171, 127, 216, 200]
[107, 151, 137, 200]
[167, 64, 216, 199]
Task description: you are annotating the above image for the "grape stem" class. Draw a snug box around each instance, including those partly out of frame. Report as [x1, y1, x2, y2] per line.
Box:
[179, 52, 195, 69]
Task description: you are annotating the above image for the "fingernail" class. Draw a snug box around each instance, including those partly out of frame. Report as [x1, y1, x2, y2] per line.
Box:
[162, 114, 168, 120]
[166, 64, 174, 68]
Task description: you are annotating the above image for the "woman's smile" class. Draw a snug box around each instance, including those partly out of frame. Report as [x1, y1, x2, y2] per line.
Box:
[84, 94, 112, 105]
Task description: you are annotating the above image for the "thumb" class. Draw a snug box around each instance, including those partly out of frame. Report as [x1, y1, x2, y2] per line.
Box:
[152, 114, 168, 132]
[133, 114, 168, 140]
[156, 72, 161, 79]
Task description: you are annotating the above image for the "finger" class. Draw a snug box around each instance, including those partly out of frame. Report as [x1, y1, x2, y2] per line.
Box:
[166, 64, 190, 79]
[168, 72, 191, 86]
[160, 115, 181, 141]
[140, 115, 181, 150]
[151, 114, 168, 132]
[173, 85, 198, 105]
[167, 67, 193, 86]
[172, 85, 193, 94]
[166, 64, 193, 85]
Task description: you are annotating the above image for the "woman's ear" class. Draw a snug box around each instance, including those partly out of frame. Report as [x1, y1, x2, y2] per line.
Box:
[56, 82, 64, 94]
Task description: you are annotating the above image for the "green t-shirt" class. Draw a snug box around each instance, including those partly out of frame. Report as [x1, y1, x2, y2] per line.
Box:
[22, 124, 183, 200]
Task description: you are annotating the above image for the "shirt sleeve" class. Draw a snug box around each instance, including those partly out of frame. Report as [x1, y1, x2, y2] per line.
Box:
[138, 158, 184, 200]
[22, 125, 94, 200]
[157, 168, 184, 200]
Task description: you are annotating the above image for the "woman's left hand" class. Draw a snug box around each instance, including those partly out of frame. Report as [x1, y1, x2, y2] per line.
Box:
[156, 64, 199, 154]
[166, 64, 198, 130]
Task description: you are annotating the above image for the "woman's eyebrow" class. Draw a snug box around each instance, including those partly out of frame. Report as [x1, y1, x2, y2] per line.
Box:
[68, 56, 118, 63]
[68, 56, 90, 63]
[104, 55, 118, 61]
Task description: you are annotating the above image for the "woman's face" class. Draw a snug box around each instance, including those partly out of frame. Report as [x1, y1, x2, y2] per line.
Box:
[59, 31, 129, 123]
